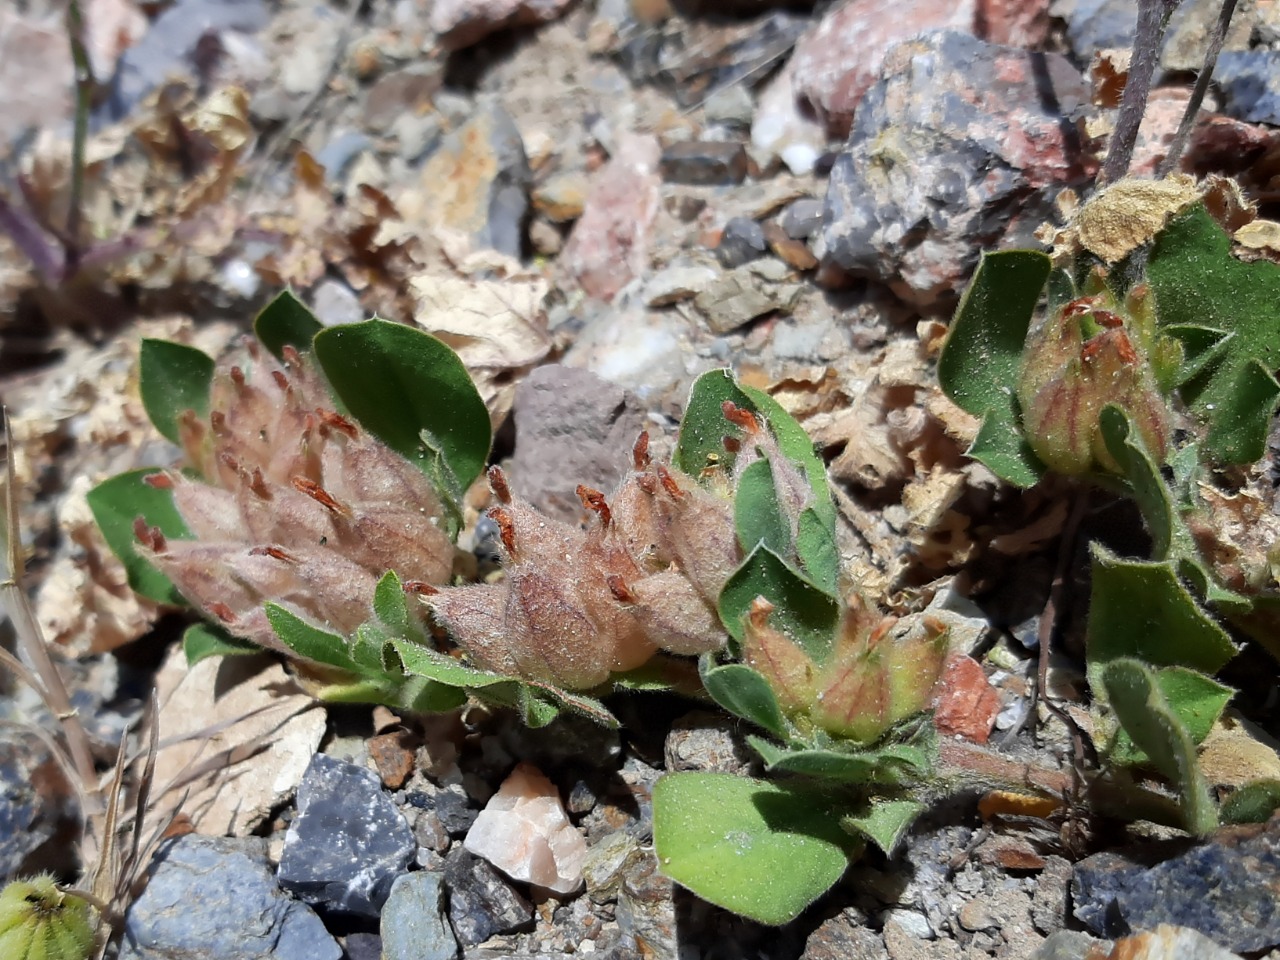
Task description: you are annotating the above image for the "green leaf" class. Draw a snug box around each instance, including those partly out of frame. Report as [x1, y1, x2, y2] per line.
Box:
[748, 735, 935, 786]
[839, 797, 925, 857]
[392, 638, 514, 688]
[522, 680, 619, 729]
[264, 603, 352, 669]
[373, 570, 411, 635]
[653, 773, 859, 925]
[967, 411, 1045, 488]
[312, 319, 491, 517]
[1098, 405, 1184, 561]
[938, 249, 1053, 483]
[735, 458, 789, 556]
[795, 508, 839, 597]
[1086, 545, 1237, 700]
[1219, 779, 1280, 825]
[182, 622, 260, 666]
[699, 657, 787, 738]
[1099, 658, 1217, 835]
[718, 544, 839, 661]
[253, 289, 324, 360]
[1108, 665, 1232, 765]
[86, 469, 192, 604]
[138, 339, 215, 446]
[1146, 204, 1280, 463]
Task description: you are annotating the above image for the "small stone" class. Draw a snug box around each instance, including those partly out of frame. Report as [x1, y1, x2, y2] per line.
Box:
[434, 786, 480, 835]
[1215, 51, 1280, 127]
[533, 171, 589, 222]
[277, 754, 416, 918]
[444, 847, 535, 946]
[717, 216, 769, 268]
[663, 711, 751, 774]
[1027, 930, 1108, 960]
[751, 60, 827, 176]
[617, 849, 676, 959]
[0, 733, 77, 877]
[389, 112, 443, 163]
[582, 830, 642, 904]
[762, 221, 818, 270]
[958, 899, 998, 932]
[430, 0, 576, 51]
[414, 809, 451, 854]
[659, 140, 749, 185]
[119, 836, 341, 960]
[931, 654, 1000, 744]
[463, 762, 588, 895]
[643, 263, 718, 306]
[529, 217, 564, 256]
[694, 263, 802, 334]
[343, 932, 382, 960]
[1072, 817, 1280, 952]
[883, 908, 934, 940]
[803, 909, 884, 960]
[562, 133, 662, 301]
[704, 85, 756, 128]
[1107, 925, 1242, 960]
[778, 197, 825, 239]
[368, 730, 416, 790]
[380, 872, 458, 960]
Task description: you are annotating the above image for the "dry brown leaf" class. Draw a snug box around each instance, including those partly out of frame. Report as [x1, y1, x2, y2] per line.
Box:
[1089, 49, 1131, 109]
[151, 647, 326, 837]
[1069, 175, 1200, 263]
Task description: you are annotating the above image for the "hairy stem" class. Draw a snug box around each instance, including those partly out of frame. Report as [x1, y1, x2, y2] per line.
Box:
[64, 0, 95, 271]
[1101, 0, 1182, 185]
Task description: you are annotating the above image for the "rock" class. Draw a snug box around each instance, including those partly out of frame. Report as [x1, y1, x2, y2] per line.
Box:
[563, 304, 695, 401]
[507, 364, 648, 524]
[561, 133, 662, 301]
[582, 831, 643, 904]
[659, 140, 749, 185]
[401, 102, 531, 259]
[443, 847, 535, 946]
[1162, 0, 1255, 72]
[430, 0, 577, 51]
[1027, 930, 1108, 960]
[433, 785, 481, 835]
[343, 933, 383, 960]
[532, 171, 590, 222]
[750, 59, 828, 175]
[790, 0, 977, 138]
[821, 31, 1088, 308]
[0, 733, 78, 877]
[528, 217, 564, 255]
[104, 0, 270, 121]
[277, 5, 343, 97]
[1089, 926, 1242, 960]
[0, 9, 73, 147]
[1215, 52, 1280, 127]
[119, 836, 341, 960]
[277, 753, 416, 918]
[803, 909, 885, 960]
[778, 197, 825, 239]
[380, 872, 458, 960]
[309, 278, 365, 327]
[1072, 817, 1280, 951]
[762, 221, 819, 270]
[716, 216, 769, 267]
[694, 260, 803, 333]
[704, 85, 757, 128]
[663, 711, 752, 774]
[364, 66, 445, 135]
[643, 263, 719, 306]
[368, 730, 417, 790]
[617, 848, 677, 959]
[464, 762, 588, 895]
[978, 0, 1052, 47]
[931, 654, 1000, 743]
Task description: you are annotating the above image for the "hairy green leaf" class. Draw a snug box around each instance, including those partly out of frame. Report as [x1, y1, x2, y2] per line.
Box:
[265, 603, 351, 668]
[719, 544, 839, 661]
[735, 458, 789, 556]
[139, 339, 214, 446]
[653, 772, 859, 925]
[86, 469, 192, 604]
[253, 289, 324, 360]
[747, 734, 935, 786]
[699, 657, 788, 738]
[1219, 779, 1280, 825]
[182, 622, 260, 667]
[839, 797, 925, 856]
[1108, 665, 1232, 766]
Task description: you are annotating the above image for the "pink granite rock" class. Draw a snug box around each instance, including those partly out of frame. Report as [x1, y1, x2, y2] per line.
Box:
[932, 654, 1000, 744]
[788, 0, 1053, 138]
[431, 0, 577, 51]
[560, 133, 661, 302]
[463, 763, 587, 895]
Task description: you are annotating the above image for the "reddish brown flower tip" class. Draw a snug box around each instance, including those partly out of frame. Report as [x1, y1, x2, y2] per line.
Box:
[655, 464, 683, 500]
[315, 408, 358, 438]
[208, 601, 237, 623]
[488, 465, 512, 504]
[291, 476, 346, 514]
[632, 431, 651, 469]
[230, 366, 246, 388]
[248, 545, 299, 562]
[271, 369, 290, 391]
[488, 505, 517, 558]
[722, 436, 741, 454]
[281, 344, 302, 368]
[403, 579, 439, 596]
[721, 401, 759, 433]
[143, 472, 174, 489]
[248, 467, 271, 500]
[606, 574, 637, 603]
[577, 485, 611, 527]
[133, 517, 167, 552]
[210, 411, 229, 435]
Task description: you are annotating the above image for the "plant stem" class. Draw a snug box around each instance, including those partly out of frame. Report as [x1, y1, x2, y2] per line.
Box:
[64, 0, 95, 272]
[1101, 0, 1182, 185]
[1157, 0, 1239, 177]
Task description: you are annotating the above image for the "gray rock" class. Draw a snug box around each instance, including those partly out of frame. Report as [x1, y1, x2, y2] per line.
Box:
[507, 364, 648, 524]
[118, 835, 340, 960]
[1054, 0, 1253, 67]
[617, 849, 677, 959]
[0, 734, 77, 877]
[659, 141, 749, 185]
[821, 31, 1088, 308]
[343, 933, 382, 960]
[582, 831, 642, 905]
[1072, 820, 1280, 952]
[444, 847, 534, 946]
[716, 216, 769, 268]
[694, 261, 803, 333]
[1215, 51, 1280, 126]
[643, 263, 719, 306]
[433, 786, 480, 836]
[778, 197, 825, 240]
[704, 86, 757, 128]
[381, 872, 458, 960]
[1027, 930, 1109, 960]
[663, 711, 752, 774]
[278, 753, 416, 918]
[803, 908, 883, 960]
[104, 0, 270, 121]
[313, 131, 372, 185]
